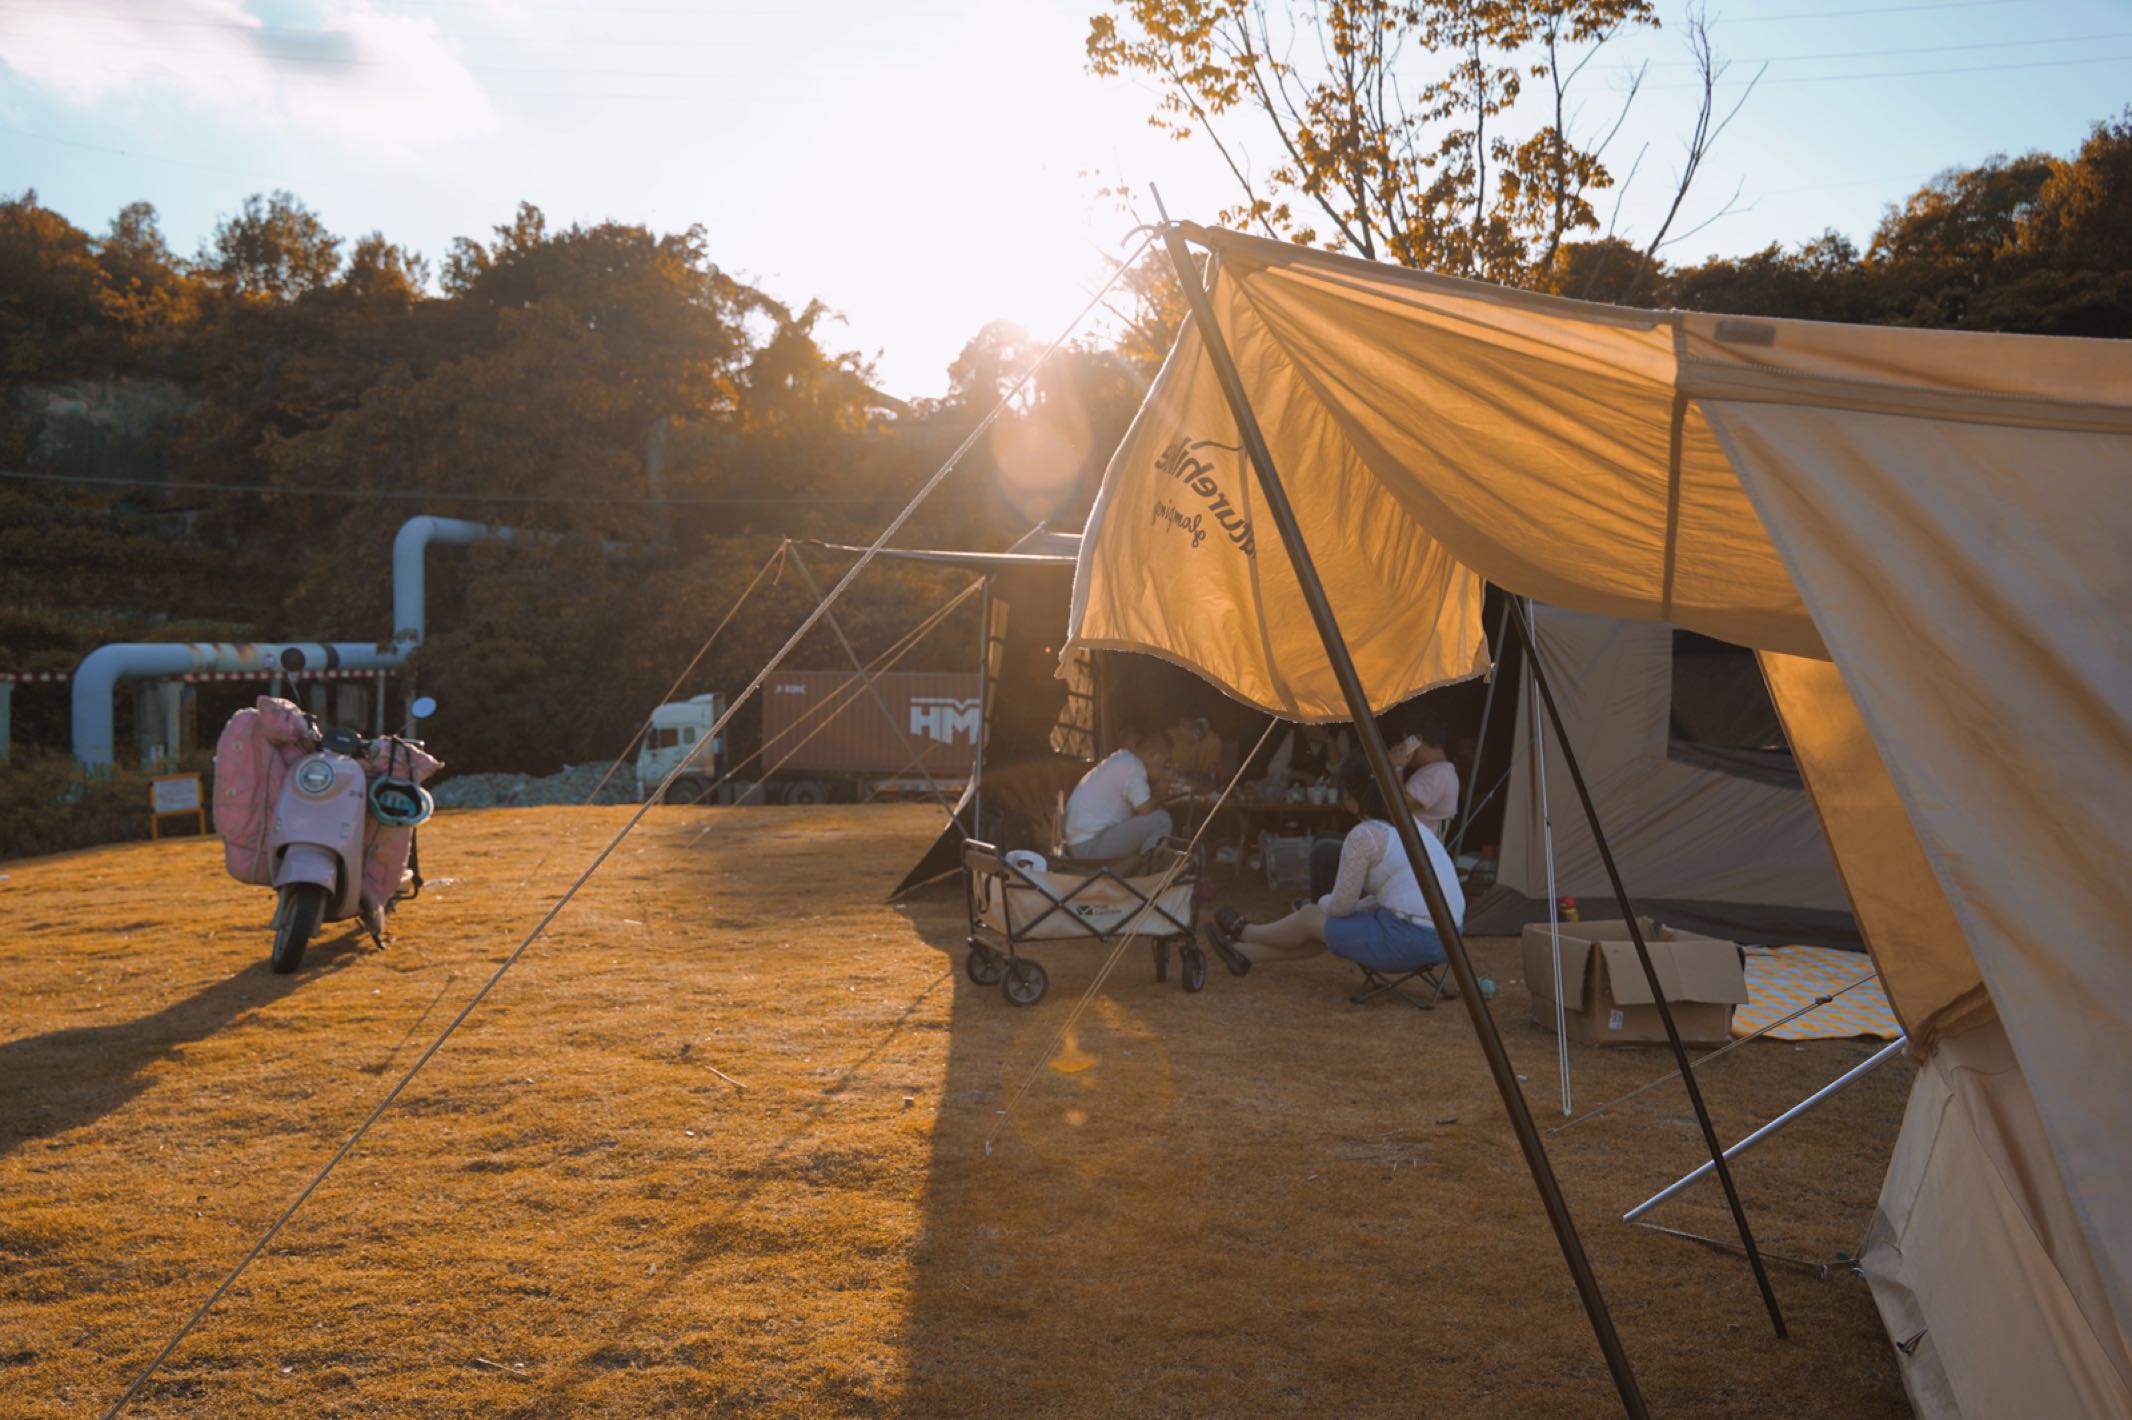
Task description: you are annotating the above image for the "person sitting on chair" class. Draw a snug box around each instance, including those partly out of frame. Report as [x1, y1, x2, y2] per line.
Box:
[1061, 730, 1174, 861]
[1203, 753, 1464, 976]
[1166, 715, 1224, 786]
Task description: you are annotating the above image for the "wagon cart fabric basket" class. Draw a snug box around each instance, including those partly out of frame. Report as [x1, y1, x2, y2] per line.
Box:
[960, 839, 1205, 1006]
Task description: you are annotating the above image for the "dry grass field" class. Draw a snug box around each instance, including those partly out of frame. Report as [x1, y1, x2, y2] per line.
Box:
[0, 806, 1913, 1418]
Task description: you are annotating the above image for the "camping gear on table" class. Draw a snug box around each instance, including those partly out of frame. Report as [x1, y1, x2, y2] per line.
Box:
[960, 837, 1204, 1007]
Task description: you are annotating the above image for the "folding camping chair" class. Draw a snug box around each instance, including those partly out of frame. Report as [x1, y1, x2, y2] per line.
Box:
[1349, 955, 1453, 1011]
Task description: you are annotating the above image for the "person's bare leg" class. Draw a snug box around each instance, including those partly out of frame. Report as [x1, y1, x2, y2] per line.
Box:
[1235, 903, 1330, 962]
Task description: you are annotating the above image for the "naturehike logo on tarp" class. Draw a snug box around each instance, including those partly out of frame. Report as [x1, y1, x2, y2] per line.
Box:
[1150, 436, 1256, 559]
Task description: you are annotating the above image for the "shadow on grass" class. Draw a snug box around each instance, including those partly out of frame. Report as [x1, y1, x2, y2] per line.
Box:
[0, 932, 365, 1159]
[890, 884, 1254, 1418]
[503, 964, 957, 1419]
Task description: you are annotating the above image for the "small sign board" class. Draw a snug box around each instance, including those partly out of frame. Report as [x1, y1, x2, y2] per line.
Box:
[150, 773, 206, 839]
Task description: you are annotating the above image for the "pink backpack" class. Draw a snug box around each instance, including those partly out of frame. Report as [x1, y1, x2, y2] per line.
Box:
[212, 697, 309, 886]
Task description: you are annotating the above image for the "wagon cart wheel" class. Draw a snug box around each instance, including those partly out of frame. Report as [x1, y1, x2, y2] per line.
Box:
[1181, 944, 1208, 994]
[1152, 936, 1170, 983]
[965, 943, 1007, 987]
[1001, 958, 1048, 1007]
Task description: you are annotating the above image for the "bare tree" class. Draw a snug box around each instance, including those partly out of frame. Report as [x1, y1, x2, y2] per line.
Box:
[1088, 0, 1752, 293]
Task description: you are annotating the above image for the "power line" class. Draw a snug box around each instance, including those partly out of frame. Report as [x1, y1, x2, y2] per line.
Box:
[0, 470, 976, 506]
[0, 2, 923, 47]
[1603, 29, 2132, 70]
[1647, 49, 2132, 89]
[98, 227, 1154, 1420]
[0, 25, 894, 77]
[9, 14, 2116, 94]
[1717, 0, 2033, 21]
[0, 123, 261, 178]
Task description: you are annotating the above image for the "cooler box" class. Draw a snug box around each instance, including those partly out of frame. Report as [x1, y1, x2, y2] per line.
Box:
[1522, 918, 1747, 1047]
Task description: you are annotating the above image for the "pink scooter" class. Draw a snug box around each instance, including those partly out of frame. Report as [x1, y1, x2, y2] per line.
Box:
[214, 693, 443, 973]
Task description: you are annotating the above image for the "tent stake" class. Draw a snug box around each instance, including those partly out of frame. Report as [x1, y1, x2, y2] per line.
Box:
[1504, 599, 1790, 1340]
[1155, 217, 1651, 1420]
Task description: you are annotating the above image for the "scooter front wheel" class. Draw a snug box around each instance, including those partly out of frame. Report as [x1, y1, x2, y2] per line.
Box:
[271, 883, 329, 974]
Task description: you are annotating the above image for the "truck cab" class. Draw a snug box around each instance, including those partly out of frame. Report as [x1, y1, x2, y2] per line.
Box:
[637, 693, 724, 801]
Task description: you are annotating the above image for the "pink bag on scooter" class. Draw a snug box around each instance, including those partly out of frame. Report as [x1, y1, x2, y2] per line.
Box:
[212, 696, 310, 886]
[358, 737, 444, 913]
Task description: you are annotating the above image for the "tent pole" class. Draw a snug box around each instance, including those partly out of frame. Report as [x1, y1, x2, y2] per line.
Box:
[1156, 219, 1650, 1420]
[1624, 1036, 1907, 1222]
[974, 575, 990, 842]
[1504, 598, 1790, 1340]
[1528, 605, 1572, 1118]
[1450, 595, 1513, 855]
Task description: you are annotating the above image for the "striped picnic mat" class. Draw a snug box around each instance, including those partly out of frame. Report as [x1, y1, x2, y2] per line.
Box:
[1734, 945, 1900, 1041]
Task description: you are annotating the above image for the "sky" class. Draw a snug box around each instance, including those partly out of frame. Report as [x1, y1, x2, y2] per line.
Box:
[2, 0, 2128, 399]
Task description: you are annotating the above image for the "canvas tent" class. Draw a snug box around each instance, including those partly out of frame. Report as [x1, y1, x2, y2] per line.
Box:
[800, 532, 1090, 897]
[1066, 223, 2132, 1418]
[1468, 604, 1860, 948]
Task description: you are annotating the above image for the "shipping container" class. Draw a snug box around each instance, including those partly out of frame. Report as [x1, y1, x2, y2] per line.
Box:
[759, 670, 980, 778]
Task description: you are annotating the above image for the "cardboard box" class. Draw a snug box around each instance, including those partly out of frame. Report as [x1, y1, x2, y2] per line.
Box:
[1522, 918, 1747, 1047]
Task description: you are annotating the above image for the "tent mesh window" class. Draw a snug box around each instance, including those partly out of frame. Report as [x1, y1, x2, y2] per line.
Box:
[1666, 630, 1801, 788]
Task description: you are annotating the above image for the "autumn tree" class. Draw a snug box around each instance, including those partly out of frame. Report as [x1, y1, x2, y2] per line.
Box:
[1087, 0, 1750, 287]
[0, 192, 114, 374]
[1663, 111, 2132, 338]
[202, 190, 342, 301]
[338, 232, 430, 303]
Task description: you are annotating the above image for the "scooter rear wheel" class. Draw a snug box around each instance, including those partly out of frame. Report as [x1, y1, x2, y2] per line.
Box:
[271, 883, 329, 974]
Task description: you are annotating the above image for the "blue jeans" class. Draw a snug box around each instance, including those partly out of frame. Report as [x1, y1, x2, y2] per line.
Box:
[1323, 908, 1447, 974]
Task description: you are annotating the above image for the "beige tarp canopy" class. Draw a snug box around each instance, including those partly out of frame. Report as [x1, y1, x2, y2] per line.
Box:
[1066, 224, 2132, 1417]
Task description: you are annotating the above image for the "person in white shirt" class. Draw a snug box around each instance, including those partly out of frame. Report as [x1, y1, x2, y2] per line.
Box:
[1204, 754, 1463, 975]
[1062, 732, 1174, 860]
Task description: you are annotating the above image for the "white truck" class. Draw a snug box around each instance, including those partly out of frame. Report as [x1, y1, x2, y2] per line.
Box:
[635, 693, 725, 801]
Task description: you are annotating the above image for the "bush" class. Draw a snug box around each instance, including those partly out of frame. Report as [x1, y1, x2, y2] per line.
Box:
[0, 750, 215, 862]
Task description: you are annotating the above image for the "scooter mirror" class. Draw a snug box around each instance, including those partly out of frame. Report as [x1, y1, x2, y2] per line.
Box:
[409, 696, 438, 721]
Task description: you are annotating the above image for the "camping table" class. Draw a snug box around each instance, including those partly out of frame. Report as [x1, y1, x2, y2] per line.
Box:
[1179, 797, 1354, 875]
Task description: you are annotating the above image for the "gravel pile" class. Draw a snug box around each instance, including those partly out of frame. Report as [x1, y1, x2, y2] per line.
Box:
[429, 762, 641, 809]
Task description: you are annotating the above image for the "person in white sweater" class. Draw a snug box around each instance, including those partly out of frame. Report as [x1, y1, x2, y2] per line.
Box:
[1204, 754, 1463, 976]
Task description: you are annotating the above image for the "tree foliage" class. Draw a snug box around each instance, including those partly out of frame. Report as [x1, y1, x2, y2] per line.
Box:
[203, 190, 344, 302]
[0, 190, 1138, 774]
[1660, 110, 2132, 337]
[3, 111, 2126, 780]
[1087, 0, 1746, 285]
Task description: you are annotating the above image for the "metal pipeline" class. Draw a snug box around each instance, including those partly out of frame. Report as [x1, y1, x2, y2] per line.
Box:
[72, 516, 514, 767]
